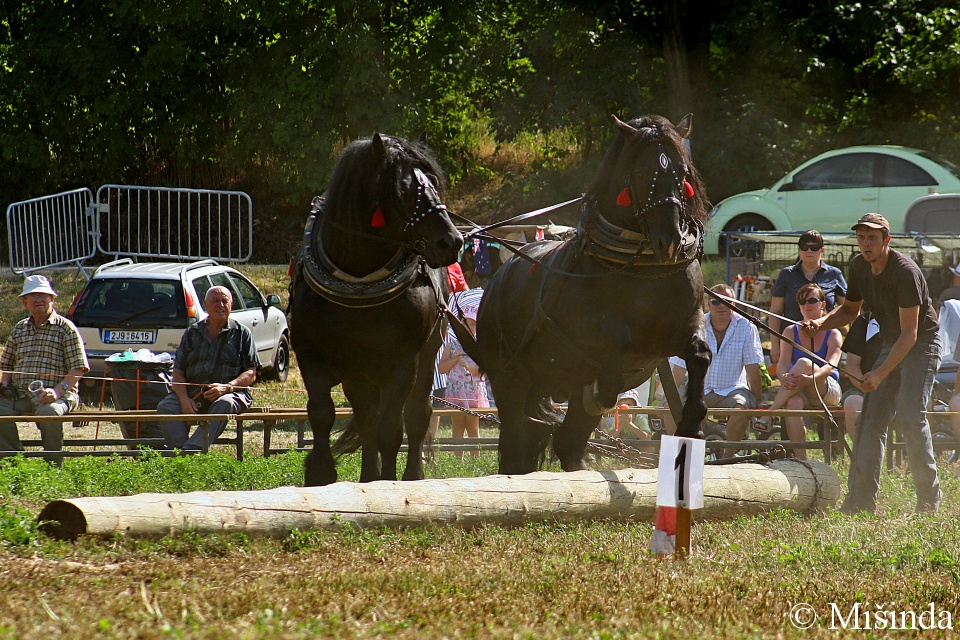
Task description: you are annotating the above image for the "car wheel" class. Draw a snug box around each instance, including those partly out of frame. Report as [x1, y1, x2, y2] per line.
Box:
[720, 214, 774, 259]
[264, 334, 290, 382]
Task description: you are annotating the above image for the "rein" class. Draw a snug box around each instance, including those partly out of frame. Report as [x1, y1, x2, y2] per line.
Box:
[703, 288, 863, 383]
[454, 198, 583, 240]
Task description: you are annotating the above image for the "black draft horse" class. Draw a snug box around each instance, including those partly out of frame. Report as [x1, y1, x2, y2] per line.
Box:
[455, 114, 711, 474]
[290, 133, 463, 485]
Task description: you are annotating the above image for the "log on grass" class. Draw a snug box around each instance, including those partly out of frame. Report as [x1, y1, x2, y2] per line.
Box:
[38, 460, 840, 540]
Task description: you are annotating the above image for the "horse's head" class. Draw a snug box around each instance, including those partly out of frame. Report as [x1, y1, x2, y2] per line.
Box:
[589, 114, 709, 263]
[324, 133, 463, 271]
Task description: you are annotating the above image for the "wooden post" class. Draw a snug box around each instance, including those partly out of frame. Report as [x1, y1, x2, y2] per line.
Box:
[675, 506, 691, 558]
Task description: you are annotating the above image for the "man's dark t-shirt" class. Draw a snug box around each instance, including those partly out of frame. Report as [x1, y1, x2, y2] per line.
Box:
[845, 249, 938, 344]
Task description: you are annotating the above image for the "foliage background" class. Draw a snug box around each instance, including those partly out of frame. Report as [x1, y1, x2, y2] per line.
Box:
[1, 1, 958, 262]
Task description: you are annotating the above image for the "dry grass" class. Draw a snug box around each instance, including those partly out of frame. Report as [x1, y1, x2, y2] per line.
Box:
[1, 474, 959, 639]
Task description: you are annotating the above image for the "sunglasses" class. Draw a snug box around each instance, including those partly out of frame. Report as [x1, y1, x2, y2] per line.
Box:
[799, 297, 824, 305]
[709, 299, 728, 306]
[799, 243, 823, 251]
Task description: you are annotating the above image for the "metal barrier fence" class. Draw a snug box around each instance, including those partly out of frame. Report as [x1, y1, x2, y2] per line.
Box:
[96, 185, 253, 263]
[6, 188, 98, 275]
[6, 185, 253, 276]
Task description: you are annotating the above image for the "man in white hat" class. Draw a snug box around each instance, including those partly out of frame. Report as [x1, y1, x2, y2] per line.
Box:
[0, 275, 90, 465]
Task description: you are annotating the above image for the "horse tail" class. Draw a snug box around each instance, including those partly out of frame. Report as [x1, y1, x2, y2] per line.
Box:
[330, 419, 361, 457]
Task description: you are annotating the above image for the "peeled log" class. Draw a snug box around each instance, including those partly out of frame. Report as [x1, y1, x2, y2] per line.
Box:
[38, 460, 839, 540]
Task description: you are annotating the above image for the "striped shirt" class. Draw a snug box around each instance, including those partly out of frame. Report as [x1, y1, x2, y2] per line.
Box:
[670, 313, 763, 396]
[435, 288, 485, 391]
[0, 310, 89, 398]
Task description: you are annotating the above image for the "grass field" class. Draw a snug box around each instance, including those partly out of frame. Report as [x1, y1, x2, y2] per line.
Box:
[1, 261, 959, 638]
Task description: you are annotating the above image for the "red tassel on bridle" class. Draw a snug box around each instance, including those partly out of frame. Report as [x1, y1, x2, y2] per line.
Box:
[683, 179, 695, 199]
[370, 207, 386, 228]
[616, 187, 633, 207]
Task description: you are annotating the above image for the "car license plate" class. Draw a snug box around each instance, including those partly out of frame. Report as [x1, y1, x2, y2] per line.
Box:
[103, 330, 156, 344]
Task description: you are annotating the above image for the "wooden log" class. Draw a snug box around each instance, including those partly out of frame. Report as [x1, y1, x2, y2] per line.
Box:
[38, 460, 840, 540]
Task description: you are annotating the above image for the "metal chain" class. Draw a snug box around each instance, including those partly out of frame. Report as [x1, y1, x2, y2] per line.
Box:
[792, 456, 824, 508]
[430, 394, 501, 425]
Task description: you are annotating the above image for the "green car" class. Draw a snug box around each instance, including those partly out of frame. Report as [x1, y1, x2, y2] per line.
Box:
[706, 145, 960, 256]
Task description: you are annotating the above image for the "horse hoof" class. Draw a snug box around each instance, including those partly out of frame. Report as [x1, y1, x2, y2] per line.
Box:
[582, 383, 615, 417]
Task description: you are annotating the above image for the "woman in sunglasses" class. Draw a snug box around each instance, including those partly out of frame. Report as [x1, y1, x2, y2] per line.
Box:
[768, 230, 847, 368]
[759, 283, 842, 458]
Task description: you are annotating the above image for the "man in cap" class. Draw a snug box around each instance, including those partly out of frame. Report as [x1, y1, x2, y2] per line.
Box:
[156, 286, 259, 451]
[801, 213, 942, 514]
[0, 275, 90, 465]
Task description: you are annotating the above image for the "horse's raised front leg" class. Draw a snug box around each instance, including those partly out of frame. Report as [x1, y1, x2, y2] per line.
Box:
[676, 335, 711, 438]
[301, 363, 338, 487]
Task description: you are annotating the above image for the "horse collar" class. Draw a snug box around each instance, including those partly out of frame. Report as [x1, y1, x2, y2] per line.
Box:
[578, 196, 703, 268]
[299, 204, 422, 308]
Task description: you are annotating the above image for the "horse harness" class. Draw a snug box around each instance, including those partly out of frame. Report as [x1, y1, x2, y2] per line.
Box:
[294, 195, 445, 310]
[488, 139, 704, 374]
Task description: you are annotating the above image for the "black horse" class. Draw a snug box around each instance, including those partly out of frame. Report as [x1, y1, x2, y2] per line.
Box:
[290, 133, 463, 485]
[454, 114, 711, 474]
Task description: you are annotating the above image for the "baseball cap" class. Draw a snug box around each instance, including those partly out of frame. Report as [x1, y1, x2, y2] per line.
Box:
[19, 275, 57, 298]
[851, 213, 890, 232]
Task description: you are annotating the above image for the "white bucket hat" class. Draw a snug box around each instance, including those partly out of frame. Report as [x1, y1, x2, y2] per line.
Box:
[19, 275, 57, 298]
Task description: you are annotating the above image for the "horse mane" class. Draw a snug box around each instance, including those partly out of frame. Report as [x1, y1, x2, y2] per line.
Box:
[322, 134, 449, 258]
[586, 114, 710, 223]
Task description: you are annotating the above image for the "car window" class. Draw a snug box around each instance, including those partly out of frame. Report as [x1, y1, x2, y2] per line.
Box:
[915, 150, 960, 180]
[229, 274, 265, 309]
[207, 272, 243, 311]
[880, 155, 935, 186]
[73, 279, 184, 325]
[191, 275, 212, 308]
[792, 153, 876, 190]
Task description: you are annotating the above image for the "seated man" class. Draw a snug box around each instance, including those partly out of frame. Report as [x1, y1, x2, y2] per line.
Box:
[157, 286, 259, 451]
[663, 283, 764, 455]
[0, 275, 89, 466]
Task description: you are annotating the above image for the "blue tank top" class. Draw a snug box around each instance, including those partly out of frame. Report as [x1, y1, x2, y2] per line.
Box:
[791, 325, 840, 380]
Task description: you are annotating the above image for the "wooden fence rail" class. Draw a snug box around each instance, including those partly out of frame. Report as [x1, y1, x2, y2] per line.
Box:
[1, 406, 957, 464]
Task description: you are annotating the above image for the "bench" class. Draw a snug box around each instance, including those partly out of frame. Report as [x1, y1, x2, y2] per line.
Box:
[2, 407, 275, 461]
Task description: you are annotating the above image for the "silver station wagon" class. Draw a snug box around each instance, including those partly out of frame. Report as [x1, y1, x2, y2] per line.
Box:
[68, 259, 290, 395]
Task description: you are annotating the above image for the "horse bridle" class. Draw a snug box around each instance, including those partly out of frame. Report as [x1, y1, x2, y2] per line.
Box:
[618, 139, 688, 222]
[327, 166, 450, 255]
[401, 168, 449, 253]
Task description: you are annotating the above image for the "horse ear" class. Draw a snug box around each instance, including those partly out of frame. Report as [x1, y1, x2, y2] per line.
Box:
[676, 114, 693, 139]
[372, 133, 387, 160]
[611, 114, 637, 137]
[418, 131, 428, 145]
